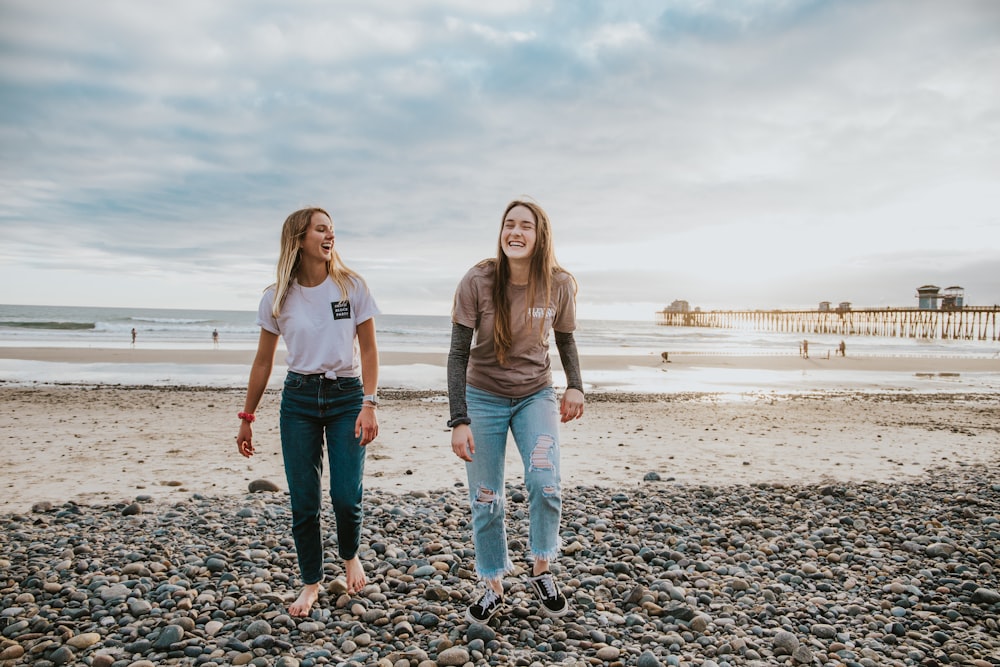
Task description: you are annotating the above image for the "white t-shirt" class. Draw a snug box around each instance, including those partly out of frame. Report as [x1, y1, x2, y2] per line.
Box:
[256, 275, 380, 378]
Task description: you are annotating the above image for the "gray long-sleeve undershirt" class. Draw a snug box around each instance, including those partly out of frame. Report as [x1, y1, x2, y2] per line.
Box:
[446, 322, 584, 428]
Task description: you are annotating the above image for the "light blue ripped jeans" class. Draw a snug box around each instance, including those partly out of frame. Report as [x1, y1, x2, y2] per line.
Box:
[465, 384, 563, 582]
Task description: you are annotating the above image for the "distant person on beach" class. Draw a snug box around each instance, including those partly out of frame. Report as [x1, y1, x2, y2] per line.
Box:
[130, 328, 136, 347]
[447, 199, 584, 624]
[235, 206, 380, 617]
[212, 328, 219, 347]
[838, 340, 846, 357]
[802, 339, 809, 359]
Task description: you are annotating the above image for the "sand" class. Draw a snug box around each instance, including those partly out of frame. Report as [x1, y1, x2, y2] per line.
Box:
[1, 344, 998, 515]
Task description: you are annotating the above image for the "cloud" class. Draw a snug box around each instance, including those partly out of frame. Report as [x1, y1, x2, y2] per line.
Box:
[1, 0, 998, 317]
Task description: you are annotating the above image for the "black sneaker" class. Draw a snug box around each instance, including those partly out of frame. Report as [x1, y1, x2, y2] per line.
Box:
[466, 587, 504, 624]
[529, 571, 569, 617]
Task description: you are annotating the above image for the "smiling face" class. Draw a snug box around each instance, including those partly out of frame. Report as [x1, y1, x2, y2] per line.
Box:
[298, 211, 335, 265]
[500, 204, 538, 262]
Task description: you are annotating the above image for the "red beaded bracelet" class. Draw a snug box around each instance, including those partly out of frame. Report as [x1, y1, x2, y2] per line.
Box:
[238, 412, 256, 423]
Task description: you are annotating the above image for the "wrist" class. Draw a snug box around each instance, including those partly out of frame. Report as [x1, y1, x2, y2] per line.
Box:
[238, 411, 256, 423]
[363, 393, 378, 408]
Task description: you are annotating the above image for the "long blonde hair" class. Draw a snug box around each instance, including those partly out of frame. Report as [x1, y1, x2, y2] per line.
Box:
[270, 207, 362, 318]
[487, 199, 576, 366]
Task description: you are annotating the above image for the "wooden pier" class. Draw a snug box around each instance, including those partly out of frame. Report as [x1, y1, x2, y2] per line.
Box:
[655, 306, 1000, 341]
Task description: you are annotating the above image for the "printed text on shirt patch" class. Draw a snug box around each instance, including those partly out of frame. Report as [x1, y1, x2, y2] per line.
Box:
[332, 300, 351, 320]
[530, 307, 556, 319]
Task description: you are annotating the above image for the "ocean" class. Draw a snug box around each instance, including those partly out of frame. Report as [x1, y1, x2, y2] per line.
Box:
[1, 303, 998, 393]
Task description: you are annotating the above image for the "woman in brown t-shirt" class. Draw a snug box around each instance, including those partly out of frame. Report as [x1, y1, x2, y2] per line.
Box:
[448, 199, 585, 624]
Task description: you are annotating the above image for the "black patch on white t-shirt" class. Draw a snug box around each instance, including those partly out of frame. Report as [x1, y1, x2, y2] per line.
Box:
[332, 300, 351, 320]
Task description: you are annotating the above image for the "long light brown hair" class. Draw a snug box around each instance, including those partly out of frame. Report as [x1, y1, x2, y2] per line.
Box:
[270, 207, 362, 318]
[484, 199, 576, 366]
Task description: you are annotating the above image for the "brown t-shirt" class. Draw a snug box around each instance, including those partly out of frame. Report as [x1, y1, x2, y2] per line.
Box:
[452, 262, 577, 398]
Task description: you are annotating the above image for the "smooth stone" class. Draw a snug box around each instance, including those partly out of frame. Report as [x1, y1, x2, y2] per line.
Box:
[926, 543, 956, 558]
[152, 624, 184, 649]
[637, 650, 661, 667]
[92, 655, 114, 667]
[596, 646, 621, 661]
[249, 479, 280, 493]
[437, 647, 470, 666]
[466, 623, 496, 642]
[246, 620, 272, 638]
[971, 587, 1000, 604]
[100, 583, 130, 601]
[774, 630, 799, 653]
[66, 632, 102, 649]
[206, 557, 227, 573]
[51, 646, 77, 665]
[811, 623, 837, 639]
[792, 645, 815, 663]
[129, 599, 153, 616]
[0, 645, 25, 660]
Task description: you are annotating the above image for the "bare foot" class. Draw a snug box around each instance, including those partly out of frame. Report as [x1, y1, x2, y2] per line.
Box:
[345, 556, 366, 594]
[288, 583, 320, 617]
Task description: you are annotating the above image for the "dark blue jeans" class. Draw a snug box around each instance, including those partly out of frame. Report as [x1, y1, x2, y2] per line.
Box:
[279, 372, 365, 585]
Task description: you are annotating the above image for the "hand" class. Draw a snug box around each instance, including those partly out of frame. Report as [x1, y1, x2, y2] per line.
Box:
[560, 388, 585, 423]
[451, 424, 475, 462]
[236, 421, 255, 458]
[355, 406, 379, 446]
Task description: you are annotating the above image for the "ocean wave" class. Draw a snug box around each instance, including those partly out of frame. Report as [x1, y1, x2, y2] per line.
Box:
[129, 316, 213, 324]
[0, 320, 95, 331]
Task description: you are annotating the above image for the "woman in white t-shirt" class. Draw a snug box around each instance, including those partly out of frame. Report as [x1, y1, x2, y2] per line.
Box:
[236, 207, 380, 617]
[448, 199, 585, 624]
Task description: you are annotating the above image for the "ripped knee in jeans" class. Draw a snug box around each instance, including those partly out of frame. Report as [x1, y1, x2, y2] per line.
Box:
[475, 485, 499, 506]
[529, 434, 556, 472]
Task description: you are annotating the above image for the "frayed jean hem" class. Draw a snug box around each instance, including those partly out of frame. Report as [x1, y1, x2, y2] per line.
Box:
[475, 561, 515, 584]
[530, 546, 562, 564]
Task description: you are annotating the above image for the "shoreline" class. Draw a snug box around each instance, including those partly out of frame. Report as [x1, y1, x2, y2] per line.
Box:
[2, 345, 999, 372]
[3, 344, 998, 396]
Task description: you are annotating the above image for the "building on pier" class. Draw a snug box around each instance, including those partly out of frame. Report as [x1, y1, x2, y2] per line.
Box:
[916, 285, 941, 310]
[941, 286, 965, 310]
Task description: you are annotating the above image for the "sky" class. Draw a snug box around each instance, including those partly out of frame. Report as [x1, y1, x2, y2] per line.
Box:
[1, 0, 998, 320]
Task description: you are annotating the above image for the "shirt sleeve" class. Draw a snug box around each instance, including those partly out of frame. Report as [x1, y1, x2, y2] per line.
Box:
[552, 273, 577, 333]
[452, 268, 480, 329]
[351, 278, 381, 325]
[256, 288, 280, 335]
[554, 330, 584, 393]
[446, 322, 474, 427]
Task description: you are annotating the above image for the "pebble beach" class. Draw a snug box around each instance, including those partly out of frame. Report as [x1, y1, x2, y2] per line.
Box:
[2, 378, 1000, 667]
[2, 464, 999, 667]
